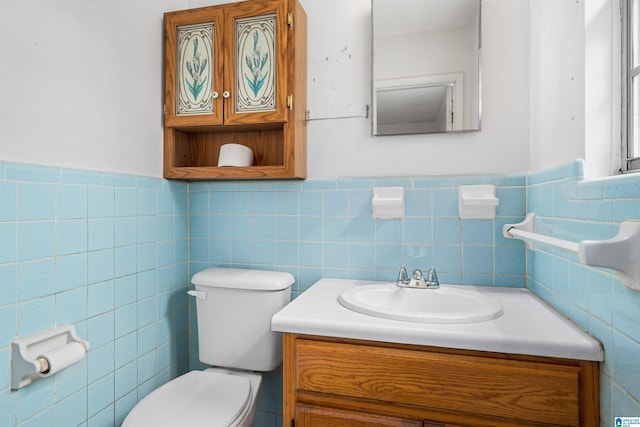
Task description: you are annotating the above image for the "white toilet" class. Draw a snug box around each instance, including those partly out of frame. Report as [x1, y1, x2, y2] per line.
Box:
[122, 267, 294, 427]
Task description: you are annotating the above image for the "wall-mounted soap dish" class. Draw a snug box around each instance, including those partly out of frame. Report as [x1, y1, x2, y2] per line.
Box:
[458, 185, 500, 219]
[372, 187, 404, 219]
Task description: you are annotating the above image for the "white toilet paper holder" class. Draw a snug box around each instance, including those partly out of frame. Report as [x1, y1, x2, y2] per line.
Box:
[11, 324, 90, 390]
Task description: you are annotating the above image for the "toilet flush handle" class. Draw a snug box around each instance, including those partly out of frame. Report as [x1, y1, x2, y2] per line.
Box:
[187, 290, 207, 300]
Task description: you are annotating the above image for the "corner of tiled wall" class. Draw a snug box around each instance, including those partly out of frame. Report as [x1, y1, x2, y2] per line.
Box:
[527, 159, 640, 427]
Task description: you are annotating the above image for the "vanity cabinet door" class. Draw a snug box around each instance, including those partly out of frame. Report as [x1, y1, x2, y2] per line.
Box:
[283, 334, 599, 427]
[295, 338, 583, 426]
[295, 404, 422, 427]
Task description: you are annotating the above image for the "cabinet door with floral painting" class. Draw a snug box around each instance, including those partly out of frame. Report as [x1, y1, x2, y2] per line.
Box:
[223, 0, 289, 125]
[164, 7, 224, 127]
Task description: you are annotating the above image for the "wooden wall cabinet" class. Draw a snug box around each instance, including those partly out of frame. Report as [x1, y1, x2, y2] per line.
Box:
[283, 334, 599, 427]
[163, 0, 306, 180]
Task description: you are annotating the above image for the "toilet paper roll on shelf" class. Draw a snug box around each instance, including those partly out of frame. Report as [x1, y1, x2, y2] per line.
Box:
[11, 324, 89, 390]
[218, 144, 254, 167]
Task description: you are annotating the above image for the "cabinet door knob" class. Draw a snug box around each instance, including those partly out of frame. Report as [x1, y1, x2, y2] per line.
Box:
[212, 91, 219, 99]
[222, 91, 231, 99]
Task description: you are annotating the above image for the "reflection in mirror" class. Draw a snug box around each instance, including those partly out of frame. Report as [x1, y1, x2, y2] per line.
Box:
[372, 0, 481, 136]
[373, 73, 463, 135]
[376, 85, 452, 135]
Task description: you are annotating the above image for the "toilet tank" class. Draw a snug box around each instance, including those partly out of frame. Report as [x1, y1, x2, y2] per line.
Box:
[190, 267, 294, 371]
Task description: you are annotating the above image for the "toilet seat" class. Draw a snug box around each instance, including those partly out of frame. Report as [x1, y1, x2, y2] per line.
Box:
[122, 370, 251, 427]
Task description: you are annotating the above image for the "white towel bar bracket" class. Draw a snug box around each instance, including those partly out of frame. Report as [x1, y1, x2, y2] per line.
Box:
[504, 213, 640, 291]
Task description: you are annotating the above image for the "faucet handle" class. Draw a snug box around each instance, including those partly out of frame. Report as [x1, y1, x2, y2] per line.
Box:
[425, 266, 439, 288]
[397, 265, 409, 285]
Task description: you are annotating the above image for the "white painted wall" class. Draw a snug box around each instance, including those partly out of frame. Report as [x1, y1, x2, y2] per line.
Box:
[0, 0, 183, 178]
[299, 0, 531, 177]
[585, 0, 621, 177]
[530, 0, 621, 177]
[1, 0, 531, 178]
[530, 0, 586, 173]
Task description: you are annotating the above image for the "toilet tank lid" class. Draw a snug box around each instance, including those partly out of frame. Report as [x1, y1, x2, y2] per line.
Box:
[191, 267, 295, 291]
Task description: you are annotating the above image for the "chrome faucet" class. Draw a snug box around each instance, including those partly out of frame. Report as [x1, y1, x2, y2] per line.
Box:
[410, 268, 426, 287]
[424, 266, 440, 288]
[396, 265, 439, 289]
[397, 265, 410, 286]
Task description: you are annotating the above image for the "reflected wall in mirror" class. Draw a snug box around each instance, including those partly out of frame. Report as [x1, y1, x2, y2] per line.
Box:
[372, 0, 481, 136]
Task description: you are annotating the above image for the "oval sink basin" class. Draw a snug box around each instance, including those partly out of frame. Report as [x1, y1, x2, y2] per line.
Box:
[338, 284, 504, 324]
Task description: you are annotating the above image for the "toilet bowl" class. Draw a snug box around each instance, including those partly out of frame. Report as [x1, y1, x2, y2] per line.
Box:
[122, 368, 261, 427]
[121, 267, 294, 427]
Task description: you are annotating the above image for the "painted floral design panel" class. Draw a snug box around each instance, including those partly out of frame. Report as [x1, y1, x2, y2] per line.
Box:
[177, 22, 215, 116]
[235, 14, 277, 113]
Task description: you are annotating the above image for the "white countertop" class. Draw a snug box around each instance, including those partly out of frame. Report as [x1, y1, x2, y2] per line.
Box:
[271, 278, 604, 361]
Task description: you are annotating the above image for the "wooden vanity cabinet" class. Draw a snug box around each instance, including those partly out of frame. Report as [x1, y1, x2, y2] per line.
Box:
[283, 334, 599, 427]
[163, 0, 306, 179]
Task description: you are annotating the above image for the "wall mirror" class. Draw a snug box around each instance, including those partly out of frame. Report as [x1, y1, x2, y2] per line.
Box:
[372, 0, 481, 136]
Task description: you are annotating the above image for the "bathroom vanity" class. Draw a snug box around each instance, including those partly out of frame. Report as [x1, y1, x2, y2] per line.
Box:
[272, 279, 603, 427]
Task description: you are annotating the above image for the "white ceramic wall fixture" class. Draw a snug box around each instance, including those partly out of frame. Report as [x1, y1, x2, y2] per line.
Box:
[458, 185, 499, 219]
[504, 213, 640, 290]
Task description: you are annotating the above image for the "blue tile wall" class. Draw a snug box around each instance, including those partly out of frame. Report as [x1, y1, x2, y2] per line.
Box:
[527, 160, 640, 427]
[188, 174, 527, 425]
[12, 157, 637, 427]
[0, 162, 189, 427]
[189, 175, 527, 294]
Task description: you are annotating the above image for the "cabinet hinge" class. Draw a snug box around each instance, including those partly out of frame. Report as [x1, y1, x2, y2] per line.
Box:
[287, 12, 293, 29]
[290, 419, 295, 427]
[163, 104, 167, 115]
[286, 94, 293, 110]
